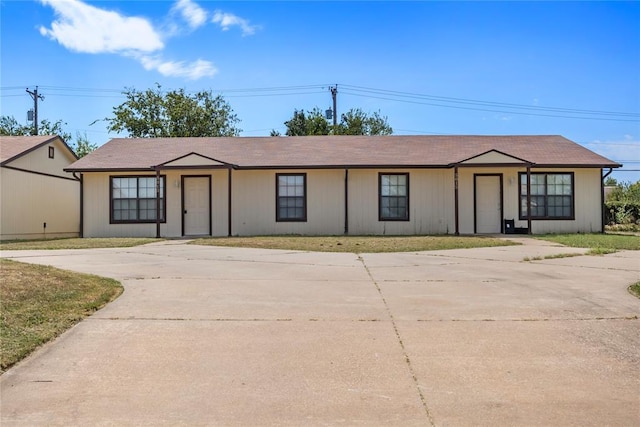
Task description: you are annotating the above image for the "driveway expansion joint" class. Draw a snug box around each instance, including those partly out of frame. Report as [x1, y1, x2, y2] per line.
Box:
[357, 255, 436, 427]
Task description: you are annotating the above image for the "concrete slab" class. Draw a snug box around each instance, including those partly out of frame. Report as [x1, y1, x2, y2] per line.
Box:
[400, 319, 640, 427]
[1, 320, 426, 426]
[94, 278, 388, 321]
[2, 238, 639, 426]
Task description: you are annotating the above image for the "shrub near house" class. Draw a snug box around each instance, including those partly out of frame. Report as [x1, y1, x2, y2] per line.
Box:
[605, 180, 640, 227]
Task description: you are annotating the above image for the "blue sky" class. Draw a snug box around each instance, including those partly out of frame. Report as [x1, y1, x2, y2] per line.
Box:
[1, 0, 639, 182]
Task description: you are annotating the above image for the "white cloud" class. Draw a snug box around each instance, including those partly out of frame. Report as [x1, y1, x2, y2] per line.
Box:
[172, 0, 207, 29]
[38, 0, 163, 53]
[138, 55, 217, 80]
[37, 0, 256, 80]
[212, 10, 258, 36]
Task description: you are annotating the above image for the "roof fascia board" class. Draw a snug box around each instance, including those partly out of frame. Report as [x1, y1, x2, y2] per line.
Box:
[64, 167, 156, 173]
[2, 164, 79, 181]
[236, 164, 451, 170]
[531, 163, 622, 169]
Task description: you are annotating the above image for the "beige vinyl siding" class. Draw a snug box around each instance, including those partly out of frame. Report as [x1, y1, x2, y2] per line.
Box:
[457, 167, 603, 234]
[81, 166, 604, 238]
[231, 169, 344, 236]
[83, 170, 230, 238]
[457, 167, 519, 235]
[8, 139, 76, 177]
[529, 168, 603, 234]
[348, 169, 455, 235]
[0, 168, 79, 240]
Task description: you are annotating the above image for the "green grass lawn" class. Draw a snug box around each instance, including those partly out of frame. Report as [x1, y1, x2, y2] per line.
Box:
[629, 282, 640, 299]
[190, 235, 520, 253]
[0, 237, 161, 251]
[535, 233, 640, 251]
[0, 259, 123, 373]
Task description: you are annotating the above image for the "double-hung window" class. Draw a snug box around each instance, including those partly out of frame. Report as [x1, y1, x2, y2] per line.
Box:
[276, 173, 307, 221]
[379, 173, 409, 221]
[519, 172, 574, 220]
[111, 176, 166, 223]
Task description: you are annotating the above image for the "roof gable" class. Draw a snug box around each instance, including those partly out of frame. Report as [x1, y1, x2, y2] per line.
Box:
[158, 152, 233, 168]
[457, 149, 532, 166]
[1, 135, 77, 165]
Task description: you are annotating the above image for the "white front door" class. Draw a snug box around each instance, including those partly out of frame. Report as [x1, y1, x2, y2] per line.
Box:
[475, 175, 502, 234]
[183, 176, 210, 236]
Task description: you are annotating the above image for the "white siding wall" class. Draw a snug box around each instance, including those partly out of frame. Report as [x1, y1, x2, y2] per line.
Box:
[0, 168, 80, 240]
[231, 169, 345, 236]
[81, 167, 603, 238]
[530, 168, 603, 234]
[9, 139, 76, 177]
[348, 169, 455, 235]
[83, 170, 230, 238]
[457, 168, 520, 234]
[458, 167, 603, 234]
[0, 139, 80, 240]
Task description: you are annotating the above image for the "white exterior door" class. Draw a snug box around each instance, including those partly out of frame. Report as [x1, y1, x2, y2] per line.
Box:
[183, 176, 210, 236]
[475, 175, 502, 234]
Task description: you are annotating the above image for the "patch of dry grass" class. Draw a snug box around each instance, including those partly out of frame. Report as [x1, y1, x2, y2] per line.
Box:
[0, 259, 122, 373]
[535, 233, 640, 251]
[0, 238, 160, 251]
[190, 235, 519, 253]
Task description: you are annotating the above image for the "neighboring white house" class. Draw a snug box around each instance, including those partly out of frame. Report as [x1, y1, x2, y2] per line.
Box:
[64, 135, 620, 238]
[1, 135, 80, 240]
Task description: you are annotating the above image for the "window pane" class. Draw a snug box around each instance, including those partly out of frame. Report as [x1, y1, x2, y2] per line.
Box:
[112, 176, 165, 223]
[380, 174, 408, 220]
[520, 197, 528, 216]
[139, 199, 154, 220]
[277, 175, 305, 221]
[530, 196, 546, 217]
[123, 178, 137, 198]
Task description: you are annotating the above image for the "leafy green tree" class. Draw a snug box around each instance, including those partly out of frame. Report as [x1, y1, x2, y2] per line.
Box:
[72, 131, 98, 158]
[0, 116, 28, 135]
[0, 116, 71, 141]
[604, 177, 618, 186]
[283, 108, 331, 136]
[276, 107, 392, 136]
[107, 84, 241, 138]
[607, 180, 640, 203]
[335, 108, 393, 135]
[38, 119, 72, 142]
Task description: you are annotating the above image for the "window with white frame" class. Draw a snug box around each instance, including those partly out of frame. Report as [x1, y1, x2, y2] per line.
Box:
[110, 176, 166, 223]
[276, 173, 307, 221]
[379, 173, 409, 221]
[519, 172, 574, 220]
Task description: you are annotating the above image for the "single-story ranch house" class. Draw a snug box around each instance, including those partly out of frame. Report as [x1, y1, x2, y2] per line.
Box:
[1, 135, 80, 240]
[64, 135, 620, 238]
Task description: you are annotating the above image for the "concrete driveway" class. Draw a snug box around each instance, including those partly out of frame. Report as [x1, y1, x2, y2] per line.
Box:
[1, 238, 639, 426]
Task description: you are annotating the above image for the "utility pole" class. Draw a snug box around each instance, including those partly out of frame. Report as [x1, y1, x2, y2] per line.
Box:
[330, 85, 338, 127]
[26, 86, 44, 135]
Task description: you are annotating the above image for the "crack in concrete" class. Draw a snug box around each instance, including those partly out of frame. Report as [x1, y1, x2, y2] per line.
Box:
[356, 255, 436, 427]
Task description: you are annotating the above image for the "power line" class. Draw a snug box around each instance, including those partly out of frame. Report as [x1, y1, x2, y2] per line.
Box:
[3, 83, 638, 121]
[339, 84, 639, 117]
[340, 89, 639, 122]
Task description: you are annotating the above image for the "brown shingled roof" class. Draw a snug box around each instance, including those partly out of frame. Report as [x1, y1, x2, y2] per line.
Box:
[65, 135, 620, 171]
